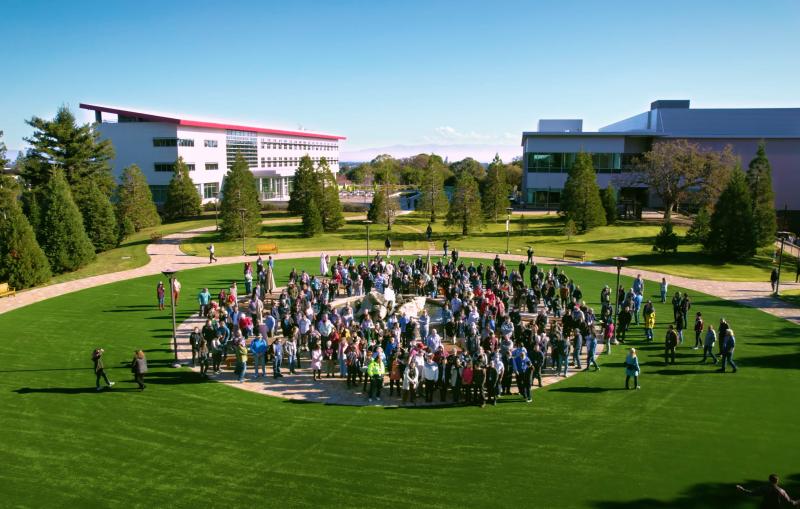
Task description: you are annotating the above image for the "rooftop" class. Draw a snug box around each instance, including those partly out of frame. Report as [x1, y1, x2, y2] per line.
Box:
[79, 103, 346, 141]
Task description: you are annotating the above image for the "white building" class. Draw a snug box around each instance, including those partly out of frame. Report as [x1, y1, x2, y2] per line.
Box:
[80, 103, 345, 203]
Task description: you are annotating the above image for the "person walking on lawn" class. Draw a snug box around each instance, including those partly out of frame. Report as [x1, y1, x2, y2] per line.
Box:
[693, 312, 704, 350]
[665, 325, 679, 365]
[699, 324, 718, 364]
[130, 350, 147, 391]
[625, 348, 640, 390]
[718, 329, 738, 373]
[643, 300, 655, 342]
[92, 348, 115, 391]
[156, 281, 165, 311]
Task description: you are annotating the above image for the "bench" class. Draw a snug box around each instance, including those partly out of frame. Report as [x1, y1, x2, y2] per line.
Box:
[256, 243, 279, 255]
[0, 283, 16, 298]
[150, 232, 163, 242]
[563, 249, 586, 262]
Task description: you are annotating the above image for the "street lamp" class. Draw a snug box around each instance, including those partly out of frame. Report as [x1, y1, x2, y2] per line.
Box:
[364, 220, 373, 258]
[505, 207, 513, 254]
[775, 231, 791, 295]
[238, 207, 247, 256]
[213, 192, 220, 231]
[161, 269, 181, 368]
[612, 255, 628, 330]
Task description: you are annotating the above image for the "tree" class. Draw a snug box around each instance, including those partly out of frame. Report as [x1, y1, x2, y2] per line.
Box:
[450, 157, 486, 182]
[418, 155, 448, 223]
[705, 167, 756, 260]
[367, 187, 387, 224]
[634, 140, 736, 221]
[561, 152, 606, 232]
[39, 170, 95, 273]
[373, 158, 400, 230]
[600, 183, 618, 225]
[505, 160, 523, 195]
[653, 221, 679, 253]
[747, 142, 777, 247]
[219, 153, 261, 240]
[22, 106, 116, 196]
[317, 158, 345, 231]
[0, 130, 7, 170]
[482, 154, 510, 222]
[163, 157, 201, 221]
[686, 206, 712, 245]
[0, 194, 51, 288]
[563, 219, 577, 240]
[446, 171, 483, 235]
[116, 165, 160, 231]
[288, 155, 318, 216]
[302, 196, 323, 237]
[76, 180, 118, 252]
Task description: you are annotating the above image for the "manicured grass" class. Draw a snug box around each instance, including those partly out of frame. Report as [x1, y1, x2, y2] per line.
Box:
[778, 288, 800, 308]
[181, 212, 780, 281]
[1, 257, 798, 508]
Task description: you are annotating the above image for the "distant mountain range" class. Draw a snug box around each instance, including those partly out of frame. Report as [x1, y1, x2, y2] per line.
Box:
[340, 144, 521, 164]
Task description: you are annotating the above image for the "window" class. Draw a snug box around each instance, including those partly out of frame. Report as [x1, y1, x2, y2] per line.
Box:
[203, 182, 219, 199]
[186, 164, 195, 171]
[225, 129, 258, 169]
[205, 163, 219, 171]
[154, 162, 175, 172]
[204, 140, 218, 148]
[153, 138, 194, 147]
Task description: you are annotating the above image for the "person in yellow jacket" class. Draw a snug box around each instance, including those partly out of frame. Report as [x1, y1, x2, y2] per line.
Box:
[367, 355, 385, 402]
[643, 300, 656, 342]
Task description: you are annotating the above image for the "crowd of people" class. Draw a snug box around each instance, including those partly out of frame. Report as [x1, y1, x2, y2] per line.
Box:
[177, 246, 740, 406]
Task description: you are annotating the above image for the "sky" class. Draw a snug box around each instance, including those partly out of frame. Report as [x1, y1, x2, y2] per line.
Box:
[2, 0, 799, 161]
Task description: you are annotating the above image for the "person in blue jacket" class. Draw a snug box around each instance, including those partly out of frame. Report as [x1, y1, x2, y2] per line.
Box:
[717, 329, 738, 373]
[624, 347, 640, 390]
[249, 333, 268, 379]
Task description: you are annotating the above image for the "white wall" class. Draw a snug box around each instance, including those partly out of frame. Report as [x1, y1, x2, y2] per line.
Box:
[98, 122, 178, 186]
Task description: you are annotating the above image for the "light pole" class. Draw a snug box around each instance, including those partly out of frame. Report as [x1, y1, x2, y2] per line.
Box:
[775, 231, 791, 295]
[238, 207, 247, 256]
[213, 192, 220, 231]
[364, 220, 373, 259]
[505, 207, 513, 254]
[162, 269, 181, 368]
[612, 255, 628, 330]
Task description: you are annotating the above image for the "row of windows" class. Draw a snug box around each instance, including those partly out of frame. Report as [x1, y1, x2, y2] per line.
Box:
[259, 157, 338, 168]
[153, 138, 195, 147]
[226, 130, 258, 169]
[525, 152, 639, 174]
[204, 140, 218, 147]
[149, 182, 220, 202]
[154, 162, 220, 172]
[260, 139, 338, 151]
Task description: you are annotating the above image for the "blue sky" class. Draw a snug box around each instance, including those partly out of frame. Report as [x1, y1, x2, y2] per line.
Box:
[2, 0, 799, 160]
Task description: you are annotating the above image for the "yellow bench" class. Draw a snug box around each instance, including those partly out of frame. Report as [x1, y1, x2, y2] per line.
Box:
[256, 243, 279, 255]
[0, 283, 16, 298]
[563, 249, 586, 262]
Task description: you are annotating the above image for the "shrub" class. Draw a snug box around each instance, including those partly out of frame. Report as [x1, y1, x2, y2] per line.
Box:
[653, 221, 679, 253]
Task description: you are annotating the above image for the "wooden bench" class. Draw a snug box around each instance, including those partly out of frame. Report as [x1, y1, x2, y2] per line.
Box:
[563, 249, 586, 262]
[0, 283, 16, 298]
[150, 232, 163, 242]
[256, 243, 279, 255]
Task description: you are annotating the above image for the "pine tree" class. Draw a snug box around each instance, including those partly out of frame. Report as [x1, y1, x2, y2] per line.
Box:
[653, 221, 679, 253]
[367, 187, 387, 224]
[288, 156, 318, 216]
[419, 156, 449, 223]
[39, 170, 96, 273]
[220, 153, 261, 240]
[561, 152, 606, 232]
[446, 171, 483, 235]
[747, 142, 777, 247]
[482, 154, 510, 222]
[163, 157, 201, 221]
[116, 165, 160, 231]
[75, 180, 118, 252]
[317, 158, 345, 231]
[0, 194, 51, 288]
[600, 183, 617, 225]
[686, 207, 711, 245]
[22, 106, 116, 196]
[302, 196, 323, 237]
[705, 167, 756, 260]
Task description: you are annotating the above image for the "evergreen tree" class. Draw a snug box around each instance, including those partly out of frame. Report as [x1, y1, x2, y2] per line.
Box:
[482, 154, 510, 222]
[22, 106, 116, 195]
[705, 167, 756, 261]
[561, 152, 606, 232]
[39, 170, 95, 273]
[367, 187, 387, 224]
[116, 165, 160, 231]
[0, 194, 51, 288]
[653, 221, 679, 253]
[75, 180, 118, 252]
[418, 155, 449, 223]
[220, 153, 261, 240]
[163, 157, 201, 221]
[747, 142, 778, 247]
[302, 196, 323, 237]
[686, 206, 712, 245]
[317, 158, 345, 231]
[118, 215, 135, 244]
[373, 159, 400, 230]
[288, 156, 318, 216]
[600, 183, 618, 225]
[446, 171, 483, 235]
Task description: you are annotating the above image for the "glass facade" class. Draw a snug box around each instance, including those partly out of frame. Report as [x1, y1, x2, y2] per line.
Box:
[226, 130, 258, 169]
[203, 182, 219, 199]
[259, 176, 294, 199]
[153, 137, 194, 147]
[526, 188, 562, 207]
[525, 152, 639, 173]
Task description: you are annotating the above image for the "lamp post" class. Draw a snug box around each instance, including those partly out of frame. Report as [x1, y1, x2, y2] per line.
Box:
[505, 207, 513, 254]
[238, 207, 247, 256]
[213, 192, 220, 231]
[364, 220, 373, 259]
[612, 256, 628, 329]
[162, 269, 181, 368]
[775, 231, 791, 295]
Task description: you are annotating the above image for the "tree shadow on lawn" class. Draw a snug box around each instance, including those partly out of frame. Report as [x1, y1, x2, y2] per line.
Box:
[13, 386, 141, 394]
[591, 474, 800, 509]
[548, 387, 627, 393]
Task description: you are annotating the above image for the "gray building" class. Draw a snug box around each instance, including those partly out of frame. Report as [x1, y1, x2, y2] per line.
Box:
[520, 100, 800, 212]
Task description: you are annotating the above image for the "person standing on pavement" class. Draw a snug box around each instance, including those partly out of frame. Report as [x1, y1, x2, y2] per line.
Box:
[272, 338, 284, 378]
[384, 237, 392, 257]
[527, 246, 534, 265]
[208, 243, 217, 263]
[130, 350, 147, 391]
[367, 354, 385, 402]
[530, 343, 545, 386]
[770, 268, 779, 293]
[249, 333, 267, 379]
[92, 348, 115, 391]
[189, 326, 202, 367]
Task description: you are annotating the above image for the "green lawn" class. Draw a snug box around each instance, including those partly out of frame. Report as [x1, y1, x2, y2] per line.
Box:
[1, 257, 798, 508]
[779, 288, 800, 308]
[181, 212, 782, 282]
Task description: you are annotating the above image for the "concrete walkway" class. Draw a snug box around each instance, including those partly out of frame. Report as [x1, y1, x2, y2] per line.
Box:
[2, 226, 799, 325]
